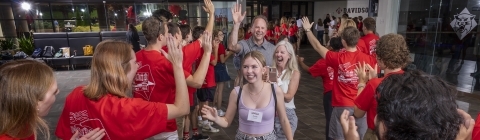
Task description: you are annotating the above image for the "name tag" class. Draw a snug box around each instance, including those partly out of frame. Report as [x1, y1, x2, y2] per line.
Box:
[247, 110, 263, 123]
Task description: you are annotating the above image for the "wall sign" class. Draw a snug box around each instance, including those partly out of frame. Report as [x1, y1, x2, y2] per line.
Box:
[450, 8, 477, 40]
[336, 7, 369, 14]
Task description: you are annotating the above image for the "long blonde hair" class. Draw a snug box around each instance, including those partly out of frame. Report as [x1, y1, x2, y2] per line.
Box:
[84, 40, 134, 100]
[273, 40, 299, 81]
[338, 19, 357, 34]
[0, 60, 53, 139]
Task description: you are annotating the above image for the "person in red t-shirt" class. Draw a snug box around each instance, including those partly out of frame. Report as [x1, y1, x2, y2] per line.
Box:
[274, 20, 281, 44]
[353, 34, 410, 140]
[473, 113, 480, 139]
[132, 1, 216, 138]
[341, 71, 475, 140]
[298, 36, 343, 140]
[302, 17, 375, 139]
[288, 21, 299, 54]
[56, 39, 190, 140]
[360, 17, 380, 58]
[265, 21, 276, 44]
[0, 60, 104, 140]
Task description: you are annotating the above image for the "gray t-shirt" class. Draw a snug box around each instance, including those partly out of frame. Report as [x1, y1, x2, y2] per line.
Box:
[237, 37, 276, 67]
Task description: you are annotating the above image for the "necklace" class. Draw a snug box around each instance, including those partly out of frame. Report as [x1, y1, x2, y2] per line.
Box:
[248, 83, 265, 103]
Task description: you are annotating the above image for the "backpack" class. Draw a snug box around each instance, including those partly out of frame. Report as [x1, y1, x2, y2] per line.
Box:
[31, 47, 42, 58]
[237, 84, 277, 123]
[42, 46, 54, 58]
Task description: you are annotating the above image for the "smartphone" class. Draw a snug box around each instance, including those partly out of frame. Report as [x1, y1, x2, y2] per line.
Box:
[269, 67, 278, 82]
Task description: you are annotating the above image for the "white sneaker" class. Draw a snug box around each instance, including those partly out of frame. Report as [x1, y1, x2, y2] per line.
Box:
[202, 124, 219, 133]
[198, 121, 213, 127]
[217, 109, 225, 117]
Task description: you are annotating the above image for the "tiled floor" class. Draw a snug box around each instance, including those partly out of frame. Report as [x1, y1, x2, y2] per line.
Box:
[43, 45, 480, 140]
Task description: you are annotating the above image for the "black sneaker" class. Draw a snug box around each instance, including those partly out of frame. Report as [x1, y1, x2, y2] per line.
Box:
[191, 134, 209, 140]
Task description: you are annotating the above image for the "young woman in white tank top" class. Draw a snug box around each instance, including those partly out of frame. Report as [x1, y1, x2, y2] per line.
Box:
[272, 40, 301, 139]
[201, 51, 293, 140]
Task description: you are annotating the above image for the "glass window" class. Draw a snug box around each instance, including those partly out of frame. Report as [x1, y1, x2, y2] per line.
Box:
[189, 2, 208, 18]
[397, 0, 480, 93]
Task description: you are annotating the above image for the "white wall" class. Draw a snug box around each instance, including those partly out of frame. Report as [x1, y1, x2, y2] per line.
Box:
[313, 0, 369, 23]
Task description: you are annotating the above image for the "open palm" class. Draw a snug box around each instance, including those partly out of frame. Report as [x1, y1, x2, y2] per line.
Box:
[231, 3, 246, 24]
[201, 105, 219, 121]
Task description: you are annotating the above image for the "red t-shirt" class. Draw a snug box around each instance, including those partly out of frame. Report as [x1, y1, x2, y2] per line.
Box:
[197, 50, 216, 88]
[280, 24, 288, 36]
[473, 113, 480, 140]
[217, 43, 226, 63]
[308, 59, 334, 94]
[274, 26, 281, 38]
[0, 134, 34, 140]
[354, 70, 404, 130]
[134, 40, 202, 132]
[325, 50, 376, 106]
[339, 40, 367, 54]
[265, 30, 275, 43]
[288, 27, 297, 37]
[56, 87, 168, 140]
[245, 32, 252, 40]
[360, 33, 380, 58]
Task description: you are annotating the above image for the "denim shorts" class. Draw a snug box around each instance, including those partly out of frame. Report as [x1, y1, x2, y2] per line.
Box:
[235, 130, 276, 140]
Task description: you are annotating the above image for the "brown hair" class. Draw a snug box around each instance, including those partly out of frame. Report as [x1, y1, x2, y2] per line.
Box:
[252, 15, 268, 27]
[340, 26, 360, 47]
[179, 24, 191, 40]
[213, 29, 222, 38]
[241, 50, 266, 68]
[376, 34, 411, 69]
[0, 60, 53, 139]
[142, 16, 166, 45]
[363, 17, 376, 32]
[84, 40, 133, 100]
[267, 21, 274, 30]
[238, 28, 245, 40]
[167, 22, 180, 36]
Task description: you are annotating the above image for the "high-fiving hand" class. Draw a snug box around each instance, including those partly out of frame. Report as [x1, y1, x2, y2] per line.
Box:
[355, 62, 377, 83]
[160, 34, 184, 67]
[201, 31, 213, 53]
[201, 105, 219, 122]
[231, 3, 246, 24]
[203, 0, 215, 14]
[301, 17, 314, 31]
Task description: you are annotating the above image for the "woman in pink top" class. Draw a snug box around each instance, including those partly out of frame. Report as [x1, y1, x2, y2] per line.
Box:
[202, 51, 293, 140]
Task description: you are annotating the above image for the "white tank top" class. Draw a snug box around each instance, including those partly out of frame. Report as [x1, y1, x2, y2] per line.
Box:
[277, 70, 295, 109]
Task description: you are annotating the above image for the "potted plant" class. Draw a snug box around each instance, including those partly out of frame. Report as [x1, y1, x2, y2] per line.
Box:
[18, 34, 34, 55]
[0, 38, 15, 51]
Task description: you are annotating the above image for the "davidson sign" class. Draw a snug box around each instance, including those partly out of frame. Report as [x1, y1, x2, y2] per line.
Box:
[336, 7, 369, 14]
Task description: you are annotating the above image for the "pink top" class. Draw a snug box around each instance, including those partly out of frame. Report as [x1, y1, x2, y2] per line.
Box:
[235, 87, 275, 134]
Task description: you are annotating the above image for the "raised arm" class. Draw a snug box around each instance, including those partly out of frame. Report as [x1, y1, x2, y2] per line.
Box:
[302, 17, 329, 58]
[228, 3, 246, 53]
[187, 32, 213, 88]
[203, 0, 215, 34]
[297, 56, 310, 71]
[160, 34, 190, 119]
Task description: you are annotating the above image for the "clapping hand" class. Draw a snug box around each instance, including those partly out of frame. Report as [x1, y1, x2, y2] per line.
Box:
[71, 128, 105, 140]
[455, 109, 475, 140]
[339, 110, 360, 140]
